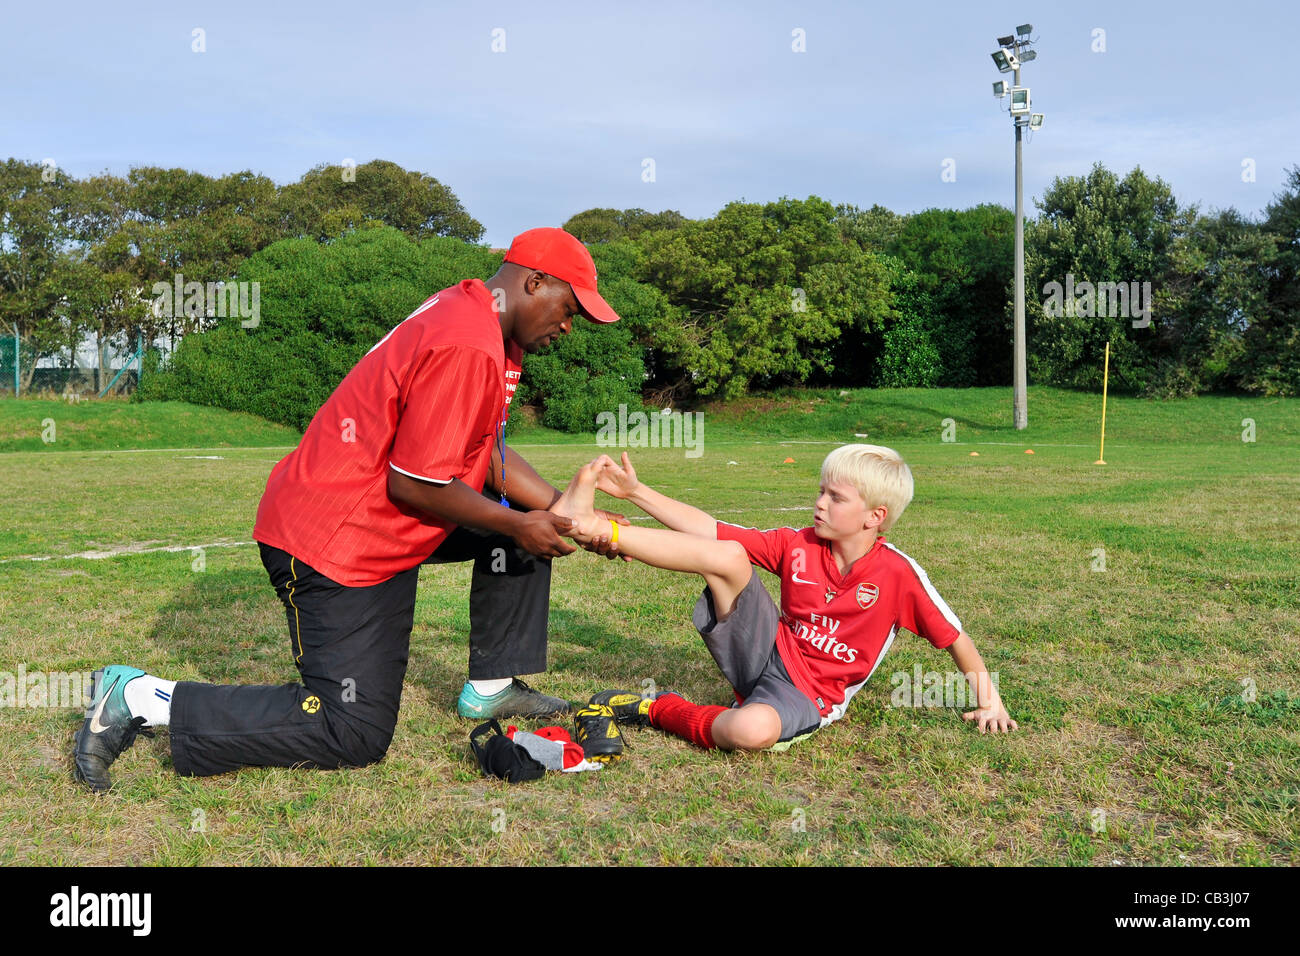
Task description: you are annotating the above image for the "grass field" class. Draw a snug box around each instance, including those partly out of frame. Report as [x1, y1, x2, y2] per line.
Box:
[2, 389, 1297, 865]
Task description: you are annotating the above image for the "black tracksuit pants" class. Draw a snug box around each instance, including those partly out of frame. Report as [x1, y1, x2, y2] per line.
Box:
[168, 520, 551, 777]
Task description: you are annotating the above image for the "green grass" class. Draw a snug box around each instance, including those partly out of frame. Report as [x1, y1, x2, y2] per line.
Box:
[699, 385, 1300, 445]
[2, 388, 1297, 865]
[0, 397, 301, 452]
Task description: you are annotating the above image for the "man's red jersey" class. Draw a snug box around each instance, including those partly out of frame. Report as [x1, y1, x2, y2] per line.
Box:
[717, 523, 962, 721]
[254, 279, 522, 586]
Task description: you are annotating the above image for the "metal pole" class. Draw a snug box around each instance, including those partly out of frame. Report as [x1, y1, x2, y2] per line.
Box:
[1095, 341, 1110, 465]
[1012, 56, 1028, 430]
[12, 324, 18, 397]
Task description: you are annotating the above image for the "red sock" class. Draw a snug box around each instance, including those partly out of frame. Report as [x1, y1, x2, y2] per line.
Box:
[649, 694, 727, 749]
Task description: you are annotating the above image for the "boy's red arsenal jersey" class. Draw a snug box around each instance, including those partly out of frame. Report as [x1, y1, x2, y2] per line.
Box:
[717, 523, 963, 719]
[254, 280, 523, 586]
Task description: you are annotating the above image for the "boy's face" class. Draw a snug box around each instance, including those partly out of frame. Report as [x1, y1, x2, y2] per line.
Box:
[813, 478, 882, 540]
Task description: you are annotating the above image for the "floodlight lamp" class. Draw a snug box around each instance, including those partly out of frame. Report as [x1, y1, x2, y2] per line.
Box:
[1020, 49, 1037, 62]
[991, 49, 1018, 72]
[993, 80, 1008, 96]
[997, 35, 1015, 48]
[1029, 113, 1044, 130]
[1010, 87, 1030, 114]
[1016, 23, 1033, 38]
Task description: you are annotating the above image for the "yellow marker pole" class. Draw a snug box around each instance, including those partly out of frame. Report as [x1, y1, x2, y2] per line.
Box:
[1094, 341, 1110, 465]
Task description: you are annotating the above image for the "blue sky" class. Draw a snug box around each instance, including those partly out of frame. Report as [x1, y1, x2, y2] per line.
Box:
[5, 0, 1297, 246]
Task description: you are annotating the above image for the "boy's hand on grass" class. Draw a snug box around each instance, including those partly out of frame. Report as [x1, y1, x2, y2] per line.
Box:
[595, 452, 640, 500]
[963, 705, 1018, 734]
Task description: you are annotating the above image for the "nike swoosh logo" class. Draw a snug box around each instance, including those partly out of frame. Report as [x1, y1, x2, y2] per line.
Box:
[88, 675, 120, 734]
[464, 702, 483, 712]
[791, 573, 819, 585]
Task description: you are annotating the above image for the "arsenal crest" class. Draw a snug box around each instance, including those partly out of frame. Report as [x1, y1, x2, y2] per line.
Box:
[857, 583, 879, 609]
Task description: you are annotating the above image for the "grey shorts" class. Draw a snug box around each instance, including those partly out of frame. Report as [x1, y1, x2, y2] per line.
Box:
[692, 569, 822, 745]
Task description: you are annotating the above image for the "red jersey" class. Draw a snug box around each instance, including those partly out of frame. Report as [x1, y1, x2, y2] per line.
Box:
[254, 279, 523, 586]
[717, 523, 962, 722]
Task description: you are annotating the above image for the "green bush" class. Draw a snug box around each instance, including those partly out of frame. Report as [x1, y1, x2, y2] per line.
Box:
[139, 227, 666, 434]
[139, 229, 501, 430]
[515, 241, 661, 431]
[876, 316, 943, 387]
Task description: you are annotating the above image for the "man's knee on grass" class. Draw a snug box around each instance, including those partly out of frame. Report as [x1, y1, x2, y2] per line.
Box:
[321, 706, 396, 768]
[333, 734, 392, 769]
[713, 703, 783, 752]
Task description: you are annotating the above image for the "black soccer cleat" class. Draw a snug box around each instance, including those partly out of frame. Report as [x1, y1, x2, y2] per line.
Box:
[573, 703, 625, 763]
[73, 666, 154, 792]
[588, 689, 655, 728]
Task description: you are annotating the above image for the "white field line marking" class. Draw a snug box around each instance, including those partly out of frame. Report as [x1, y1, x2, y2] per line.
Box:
[949, 441, 1093, 448]
[0, 539, 253, 564]
[514, 439, 1100, 448]
[9, 439, 1111, 457]
[627, 506, 809, 522]
[6, 446, 297, 456]
[3, 506, 821, 562]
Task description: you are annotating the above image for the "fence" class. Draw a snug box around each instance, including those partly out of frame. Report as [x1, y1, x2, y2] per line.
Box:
[0, 331, 36, 397]
[0, 331, 143, 398]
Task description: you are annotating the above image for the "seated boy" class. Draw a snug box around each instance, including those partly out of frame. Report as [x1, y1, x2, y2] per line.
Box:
[550, 445, 1016, 752]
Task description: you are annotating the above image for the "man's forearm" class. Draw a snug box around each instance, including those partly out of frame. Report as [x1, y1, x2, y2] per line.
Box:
[388, 468, 576, 558]
[495, 445, 562, 511]
[390, 470, 528, 536]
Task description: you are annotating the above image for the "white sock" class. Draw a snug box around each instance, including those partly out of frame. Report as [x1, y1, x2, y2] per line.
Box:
[123, 675, 177, 727]
[469, 678, 512, 697]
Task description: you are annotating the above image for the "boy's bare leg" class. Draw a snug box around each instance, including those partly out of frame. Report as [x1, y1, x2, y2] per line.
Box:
[550, 458, 752, 618]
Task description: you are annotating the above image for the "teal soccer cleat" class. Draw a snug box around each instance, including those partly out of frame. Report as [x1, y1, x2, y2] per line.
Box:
[73, 665, 153, 792]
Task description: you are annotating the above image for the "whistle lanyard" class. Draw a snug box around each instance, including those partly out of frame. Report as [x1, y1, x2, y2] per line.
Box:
[496, 415, 509, 507]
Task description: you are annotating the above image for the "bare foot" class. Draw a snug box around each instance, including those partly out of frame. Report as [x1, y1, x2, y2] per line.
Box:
[550, 456, 612, 542]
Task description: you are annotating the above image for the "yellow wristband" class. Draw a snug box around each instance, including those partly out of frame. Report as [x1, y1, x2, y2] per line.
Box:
[609, 519, 619, 544]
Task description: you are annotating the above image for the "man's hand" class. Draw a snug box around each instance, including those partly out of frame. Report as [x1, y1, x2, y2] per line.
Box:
[584, 508, 634, 562]
[511, 512, 578, 558]
[595, 452, 640, 500]
[962, 705, 1018, 734]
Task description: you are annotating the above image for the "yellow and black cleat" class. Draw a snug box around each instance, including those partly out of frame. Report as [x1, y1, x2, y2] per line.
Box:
[573, 703, 625, 763]
[588, 690, 654, 728]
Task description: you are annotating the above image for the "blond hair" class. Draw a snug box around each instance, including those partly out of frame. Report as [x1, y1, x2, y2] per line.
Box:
[820, 444, 914, 533]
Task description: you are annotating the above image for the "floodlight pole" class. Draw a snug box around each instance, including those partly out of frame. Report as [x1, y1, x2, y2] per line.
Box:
[1012, 52, 1027, 430]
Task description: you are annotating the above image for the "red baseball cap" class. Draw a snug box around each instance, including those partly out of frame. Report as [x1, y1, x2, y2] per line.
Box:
[503, 227, 620, 323]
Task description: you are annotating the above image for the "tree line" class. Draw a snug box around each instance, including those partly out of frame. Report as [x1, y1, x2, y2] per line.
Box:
[0, 159, 480, 392]
[2, 156, 1295, 428]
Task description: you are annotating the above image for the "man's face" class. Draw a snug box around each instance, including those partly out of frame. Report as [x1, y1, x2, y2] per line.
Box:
[515, 273, 581, 353]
